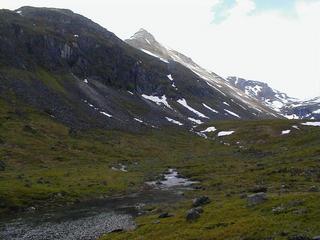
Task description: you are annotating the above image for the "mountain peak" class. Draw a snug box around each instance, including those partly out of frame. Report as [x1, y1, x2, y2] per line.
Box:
[131, 28, 156, 43]
[137, 28, 150, 34]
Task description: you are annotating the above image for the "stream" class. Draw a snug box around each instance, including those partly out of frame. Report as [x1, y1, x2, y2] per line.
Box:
[0, 169, 196, 240]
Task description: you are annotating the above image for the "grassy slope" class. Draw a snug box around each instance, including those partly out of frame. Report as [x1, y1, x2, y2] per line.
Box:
[102, 120, 320, 240]
[1, 97, 320, 239]
[0, 97, 211, 213]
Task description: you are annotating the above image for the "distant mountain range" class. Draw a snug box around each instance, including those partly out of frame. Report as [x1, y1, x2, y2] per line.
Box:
[0, 8, 279, 135]
[227, 77, 320, 120]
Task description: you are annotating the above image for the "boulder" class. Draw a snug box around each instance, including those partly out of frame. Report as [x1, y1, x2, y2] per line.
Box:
[192, 196, 210, 207]
[247, 192, 267, 206]
[186, 208, 201, 222]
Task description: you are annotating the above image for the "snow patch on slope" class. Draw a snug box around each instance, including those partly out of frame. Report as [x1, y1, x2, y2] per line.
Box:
[165, 117, 183, 126]
[177, 98, 208, 119]
[218, 131, 235, 137]
[301, 122, 320, 127]
[201, 127, 217, 133]
[202, 103, 219, 113]
[100, 111, 112, 118]
[224, 109, 241, 118]
[188, 118, 203, 125]
[281, 130, 291, 135]
[142, 94, 172, 109]
[134, 118, 144, 123]
[167, 74, 178, 90]
[141, 49, 169, 63]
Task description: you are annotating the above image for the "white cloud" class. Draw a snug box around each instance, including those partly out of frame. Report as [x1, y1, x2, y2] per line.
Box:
[1, 0, 320, 99]
[228, 0, 255, 16]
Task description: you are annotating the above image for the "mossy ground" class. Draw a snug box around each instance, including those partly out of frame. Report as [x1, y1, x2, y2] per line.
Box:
[0, 98, 320, 239]
[102, 121, 320, 239]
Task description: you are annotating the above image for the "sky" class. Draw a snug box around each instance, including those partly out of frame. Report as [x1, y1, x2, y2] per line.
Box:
[1, 0, 320, 99]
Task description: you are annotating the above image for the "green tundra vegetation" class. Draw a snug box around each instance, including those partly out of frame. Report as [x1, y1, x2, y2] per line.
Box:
[1, 97, 320, 239]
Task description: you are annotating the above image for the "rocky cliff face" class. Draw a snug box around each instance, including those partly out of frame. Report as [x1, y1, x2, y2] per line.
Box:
[0, 7, 279, 132]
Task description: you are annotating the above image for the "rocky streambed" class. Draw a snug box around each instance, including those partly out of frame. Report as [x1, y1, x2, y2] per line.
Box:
[0, 169, 197, 240]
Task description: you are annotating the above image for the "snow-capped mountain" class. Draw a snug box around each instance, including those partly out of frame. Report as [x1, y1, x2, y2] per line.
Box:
[227, 77, 298, 112]
[227, 77, 320, 120]
[126, 29, 280, 119]
[284, 97, 320, 120]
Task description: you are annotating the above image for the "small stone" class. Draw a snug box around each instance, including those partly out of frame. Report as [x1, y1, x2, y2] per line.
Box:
[272, 206, 285, 214]
[192, 196, 210, 207]
[186, 208, 201, 222]
[247, 192, 267, 206]
[158, 212, 172, 218]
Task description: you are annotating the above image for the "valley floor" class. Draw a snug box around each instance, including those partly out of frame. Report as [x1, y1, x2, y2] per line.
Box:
[0, 99, 320, 239]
